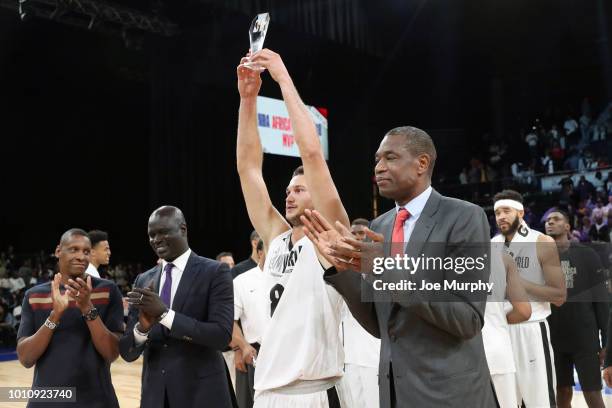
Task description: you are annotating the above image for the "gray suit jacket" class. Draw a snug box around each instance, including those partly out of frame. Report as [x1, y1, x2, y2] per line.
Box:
[325, 189, 497, 408]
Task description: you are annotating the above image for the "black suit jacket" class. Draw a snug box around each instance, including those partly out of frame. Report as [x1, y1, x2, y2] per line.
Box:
[325, 189, 497, 408]
[119, 252, 235, 408]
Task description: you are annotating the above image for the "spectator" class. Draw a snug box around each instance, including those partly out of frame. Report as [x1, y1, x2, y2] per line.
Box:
[564, 115, 579, 137]
[589, 210, 610, 242]
[232, 230, 261, 279]
[18, 259, 33, 286]
[541, 150, 554, 174]
[578, 216, 592, 242]
[606, 173, 612, 195]
[468, 158, 481, 183]
[550, 141, 564, 170]
[604, 195, 612, 218]
[9, 271, 25, 293]
[548, 124, 559, 141]
[590, 200, 605, 222]
[576, 176, 596, 201]
[579, 150, 597, 170]
[0, 254, 6, 279]
[459, 168, 468, 184]
[563, 147, 580, 171]
[0, 303, 17, 347]
[525, 128, 539, 158]
[593, 171, 606, 194]
[216, 252, 235, 268]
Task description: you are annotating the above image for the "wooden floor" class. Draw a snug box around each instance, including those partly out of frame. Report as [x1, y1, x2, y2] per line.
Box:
[2, 357, 611, 407]
[0, 358, 143, 408]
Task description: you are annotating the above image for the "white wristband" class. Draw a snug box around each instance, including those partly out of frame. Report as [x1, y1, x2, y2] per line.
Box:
[134, 323, 150, 338]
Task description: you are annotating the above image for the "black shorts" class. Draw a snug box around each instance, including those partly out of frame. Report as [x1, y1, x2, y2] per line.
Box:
[554, 349, 602, 392]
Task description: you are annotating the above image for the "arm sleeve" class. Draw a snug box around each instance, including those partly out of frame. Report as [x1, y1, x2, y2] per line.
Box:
[119, 274, 147, 362]
[104, 284, 126, 334]
[233, 279, 243, 321]
[16, 291, 34, 339]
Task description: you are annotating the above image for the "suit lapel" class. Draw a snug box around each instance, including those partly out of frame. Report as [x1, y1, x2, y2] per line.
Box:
[143, 264, 162, 292]
[405, 189, 441, 257]
[170, 252, 198, 313]
[380, 211, 396, 257]
[375, 211, 396, 319]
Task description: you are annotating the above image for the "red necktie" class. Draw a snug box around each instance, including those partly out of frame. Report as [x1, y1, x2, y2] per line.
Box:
[391, 208, 411, 256]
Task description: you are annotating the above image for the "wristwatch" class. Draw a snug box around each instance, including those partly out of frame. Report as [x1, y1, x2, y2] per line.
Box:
[158, 309, 169, 322]
[82, 307, 99, 321]
[44, 318, 58, 330]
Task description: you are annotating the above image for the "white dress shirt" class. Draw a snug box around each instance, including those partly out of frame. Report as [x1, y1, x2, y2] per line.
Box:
[85, 263, 100, 278]
[396, 185, 433, 246]
[134, 248, 191, 344]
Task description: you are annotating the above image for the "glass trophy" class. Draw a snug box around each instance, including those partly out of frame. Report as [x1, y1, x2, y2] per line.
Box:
[243, 12, 270, 71]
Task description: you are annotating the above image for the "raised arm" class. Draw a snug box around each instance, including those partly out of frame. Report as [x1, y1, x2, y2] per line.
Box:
[236, 55, 290, 246]
[250, 50, 349, 228]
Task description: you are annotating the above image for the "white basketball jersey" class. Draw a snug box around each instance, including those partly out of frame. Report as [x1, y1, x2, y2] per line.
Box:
[340, 303, 380, 368]
[492, 222, 550, 321]
[254, 230, 344, 396]
[482, 244, 516, 375]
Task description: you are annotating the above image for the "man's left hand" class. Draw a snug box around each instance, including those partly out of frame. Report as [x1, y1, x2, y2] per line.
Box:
[127, 287, 167, 319]
[65, 275, 93, 314]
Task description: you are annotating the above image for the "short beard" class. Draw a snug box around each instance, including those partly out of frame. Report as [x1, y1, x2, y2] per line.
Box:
[501, 216, 521, 237]
[287, 213, 304, 227]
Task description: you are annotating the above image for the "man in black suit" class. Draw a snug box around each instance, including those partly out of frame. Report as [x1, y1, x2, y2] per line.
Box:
[302, 127, 498, 407]
[120, 206, 235, 408]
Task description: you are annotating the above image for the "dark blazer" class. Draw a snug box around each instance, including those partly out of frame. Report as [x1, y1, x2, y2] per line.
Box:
[325, 189, 498, 408]
[119, 252, 235, 408]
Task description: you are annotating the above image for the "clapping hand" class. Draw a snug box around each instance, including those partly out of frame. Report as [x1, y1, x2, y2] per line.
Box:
[127, 281, 167, 324]
[50, 273, 70, 320]
[301, 209, 385, 274]
[64, 275, 93, 314]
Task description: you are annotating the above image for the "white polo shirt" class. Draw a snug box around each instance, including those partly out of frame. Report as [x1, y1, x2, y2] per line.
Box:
[233, 265, 267, 344]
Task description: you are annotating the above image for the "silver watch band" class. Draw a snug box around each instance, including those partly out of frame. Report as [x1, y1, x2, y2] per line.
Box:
[44, 318, 57, 330]
[134, 323, 149, 337]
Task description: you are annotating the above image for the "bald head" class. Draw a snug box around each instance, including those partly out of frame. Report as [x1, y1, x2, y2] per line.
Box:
[150, 205, 186, 225]
[148, 206, 189, 261]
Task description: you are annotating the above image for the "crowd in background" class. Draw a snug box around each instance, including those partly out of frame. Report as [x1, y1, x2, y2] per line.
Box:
[457, 99, 611, 187]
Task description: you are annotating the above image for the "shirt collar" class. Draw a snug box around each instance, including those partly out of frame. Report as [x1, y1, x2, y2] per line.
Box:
[162, 248, 191, 273]
[395, 186, 433, 218]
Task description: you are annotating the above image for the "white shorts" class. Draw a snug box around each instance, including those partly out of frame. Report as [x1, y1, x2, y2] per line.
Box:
[509, 320, 556, 408]
[253, 389, 329, 408]
[335, 364, 379, 408]
[491, 373, 518, 408]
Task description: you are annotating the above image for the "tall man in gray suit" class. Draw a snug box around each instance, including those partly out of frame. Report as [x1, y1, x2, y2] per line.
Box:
[301, 126, 498, 408]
